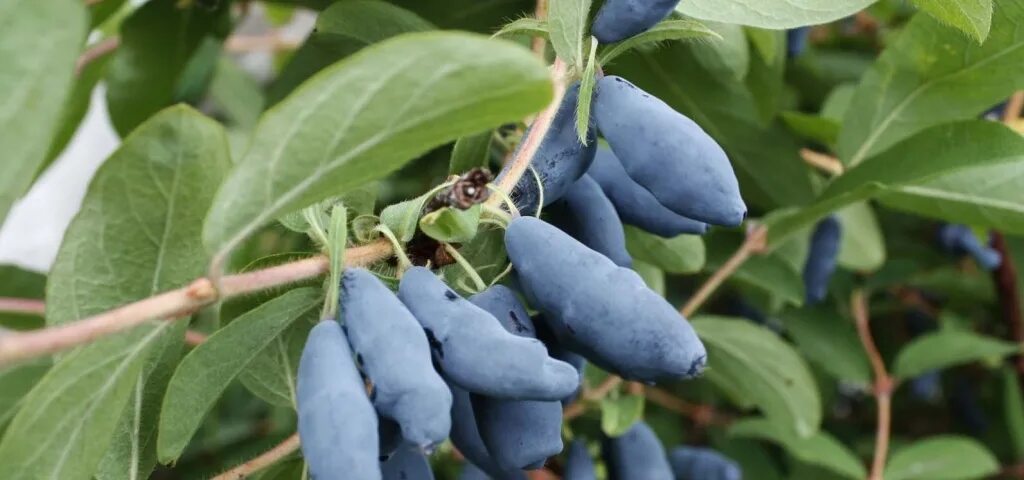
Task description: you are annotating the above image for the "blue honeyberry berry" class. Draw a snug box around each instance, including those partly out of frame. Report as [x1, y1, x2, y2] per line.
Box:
[505, 217, 706, 382]
[449, 381, 527, 480]
[587, 147, 708, 237]
[593, 76, 745, 227]
[297, 321, 380, 480]
[803, 215, 842, 305]
[786, 27, 810, 59]
[603, 421, 674, 480]
[548, 174, 632, 268]
[563, 440, 597, 480]
[381, 445, 434, 480]
[937, 224, 1002, 271]
[592, 0, 682, 44]
[669, 446, 743, 480]
[398, 266, 580, 401]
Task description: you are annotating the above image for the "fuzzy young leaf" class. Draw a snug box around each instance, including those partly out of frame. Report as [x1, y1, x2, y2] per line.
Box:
[694, 317, 821, 438]
[893, 329, 1020, 379]
[601, 394, 645, 437]
[912, 0, 994, 43]
[203, 32, 552, 258]
[624, 226, 705, 274]
[449, 131, 494, 175]
[158, 288, 321, 462]
[0, 359, 51, 426]
[379, 193, 435, 243]
[883, 436, 999, 480]
[0, 0, 86, 226]
[838, 0, 1024, 165]
[676, 0, 875, 29]
[547, 0, 592, 67]
[599, 19, 721, 65]
[493, 17, 551, 39]
[420, 206, 482, 243]
[576, 37, 598, 143]
[730, 417, 866, 479]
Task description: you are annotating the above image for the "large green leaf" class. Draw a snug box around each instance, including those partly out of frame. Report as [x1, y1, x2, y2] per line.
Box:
[624, 227, 705, 274]
[729, 417, 866, 479]
[0, 0, 86, 225]
[239, 319, 315, 408]
[105, 0, 230, 136]
[912, 0, 994, 43]
[693, 317, 821, 438]
[157, 288, 320, 462]
[547, 0, 591, 68]
[0, 358, 50, 425]
[203, 32, 552, 258]
[705, 231, 804, 306]
[837, 0, 1024, 165]
[836, 202, 886, 272]
[676, 0, 876, 29]
[0, 106, 231, 480]
[883, 436, 999, 480]
[768, 121, 1024, 243]
[615, 42, 815, 211]
[780, 307, 872, 385]
[892, 328, 1020, 379]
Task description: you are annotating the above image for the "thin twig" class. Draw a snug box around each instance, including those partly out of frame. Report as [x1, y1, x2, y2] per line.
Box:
[852, 289, 893, 480]
[487, 59, 570, 211]
[531, 0, 549, 58]
[800, 148, 844, 176]
[680, 225, 767, 317]
[990, 233, 1024, 378]
[0, 298, 45, 316]
[75, 36, 120, 75]
[212, 433, 301, 480]
[644, 386, 728, 426]
[0, 240, 393, 367]
[184, 330, 208, 347]
[1004, 91, 1024, 123]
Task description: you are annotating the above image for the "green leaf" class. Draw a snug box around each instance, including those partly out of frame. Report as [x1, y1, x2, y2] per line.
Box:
[547, 0, 591, 68]
[443, 228, 509, 294]
[693, 317, 821, 438]
[267, 0, 434, 105]
[836, 202, 886, 272]
[576, 38, 598, 143]
[0, 265, 46, 331]
[239, 329, 306, 408]
[203, 32, 553, 258]
[2, 106, 231, 480]
[613, 42, 815, 210]
[157, 288, 321, 463]
[706, 231, 804, 306]
[600, 394, 645, 437]
[780, 307, 872, 385]
[632, 260, 666, 296]
[624, 226, 705, 274]
[598, 19, 721, 65]
[493, 17, 551, 39]
[0, 0, 86, 225]
[420, 206, 482, 243]
[768, 121, 1024, 243]
[209, 57, 265, 129]
[837, 0, 1024, 165]
[913, 0, 994, 43]
[105, 0, 230, 136]
[883, 436, 999, 480]
[0, 359, 51, 426]
[449, 131, 494, 175]
[893, 328, 1020, 379]
[745, 27, 779, 65]
[780, 112, 840, 147]
[1004, 367, 1024, 461]
[691, 22, 749, 81]
[379, 193, 434, 243]
[730, 417, 866, 479]
[676, 0, 875, 28]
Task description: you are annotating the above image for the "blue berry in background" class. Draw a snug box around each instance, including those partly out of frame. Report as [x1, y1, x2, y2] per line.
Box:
[983, 102, 1008, 121]
[951, 376, 989, 436]
[909, 371, 942, 401]
[382, 445, 434, 480]
[563, 440, 597, 480]
[398, 266, 580, 401]
[505, 217, 707, 382]
[297, 322, 380, 480]
[937, 224, 1002, 271]
[669, 446, 743, 480]
[786, 27, 810, 59]
[603, 421, 674, 480]
[469, 286, 565, 470]
[548, 174, 632, 267]
[448, 381, 527, 480]
[498, 82, 597, 215]
[341, 268, 452, 450]
[458, 463, 494, 480]
[592, 0, 682, 44]
[587, 147, 707, 237]
[593, 76, 745, 227]
[803, 215, 842, 305]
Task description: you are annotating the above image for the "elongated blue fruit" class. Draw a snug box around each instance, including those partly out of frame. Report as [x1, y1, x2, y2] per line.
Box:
[593, 76, 745, 227]
[469, 286, 564, 470]
[459, 464, 493, 480]
[533, 314, 587, 405]
[382, 445, 434, 480]
[786, 27, 810, 59]
[341, 268, 452, 450]
[398, 266, 579, 400]
[603, 421, 673, 480]
[803, 215, 842, 304]
[564, 440, 597, 480]
[587, 148, 707, 237]
[937, 224, 1002, 271]
[592, 0, 681, 44]
[449, 382, 527, 480]
[498, 82, 597, 215]
[548, 175, 632, 267]
[297, 322, 380, 480]
[669, 447, 742, 480]
[505, 217, 707, 382]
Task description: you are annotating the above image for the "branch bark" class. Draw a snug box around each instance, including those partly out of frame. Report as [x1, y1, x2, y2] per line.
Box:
[852, 289, 893, 480]
[211, 433, 301, 480]
[0, 298, 45, 316]
[680, 225, 767, 317]
[991, 233, 1024, 378]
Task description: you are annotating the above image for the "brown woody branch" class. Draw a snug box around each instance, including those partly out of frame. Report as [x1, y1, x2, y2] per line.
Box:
[852, 289, 893, 480]
[0, 298, 45, 316]
[211, 433, 301, 480]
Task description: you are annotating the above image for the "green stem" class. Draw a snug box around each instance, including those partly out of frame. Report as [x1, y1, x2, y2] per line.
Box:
[443, 244, 487, 293]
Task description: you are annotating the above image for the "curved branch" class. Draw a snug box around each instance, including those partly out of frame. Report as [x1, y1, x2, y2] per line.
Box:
[212, 433, 301, 480]
[852, 289, 893, 480]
